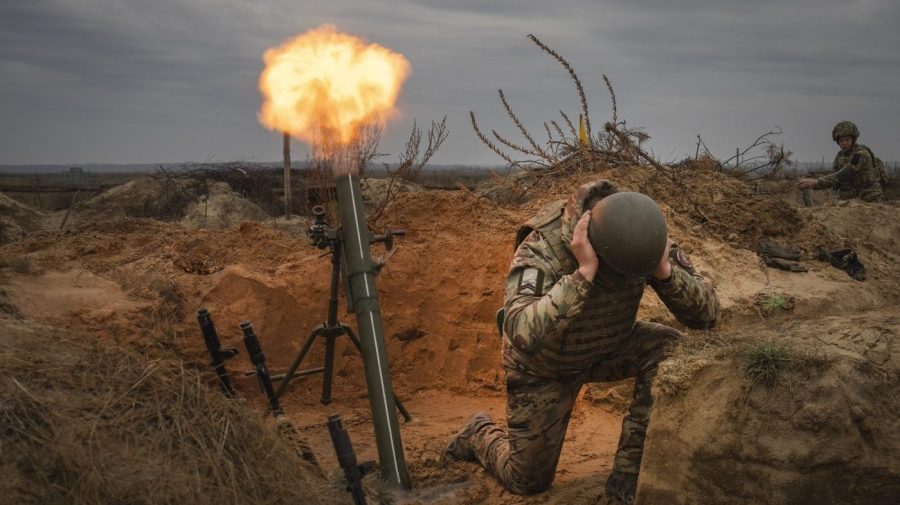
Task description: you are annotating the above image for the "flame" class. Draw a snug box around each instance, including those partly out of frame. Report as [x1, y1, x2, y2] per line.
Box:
[258, 25, 411, 148]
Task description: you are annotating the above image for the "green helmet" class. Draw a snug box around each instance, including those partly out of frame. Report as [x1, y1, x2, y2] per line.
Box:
[832, 121, 859, 141]
[588, 192, 667, 277]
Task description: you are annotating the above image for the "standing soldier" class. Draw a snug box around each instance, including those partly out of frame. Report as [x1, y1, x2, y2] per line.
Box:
[797, 121, 885, 202]
[444, 180, 720, 504]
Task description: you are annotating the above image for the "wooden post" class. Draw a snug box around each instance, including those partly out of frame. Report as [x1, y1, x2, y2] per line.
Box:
[735, 147, 740, 170]
[283, 132, 291, 218]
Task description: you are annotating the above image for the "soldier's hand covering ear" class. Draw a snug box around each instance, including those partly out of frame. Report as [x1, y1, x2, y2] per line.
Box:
[651, 238, 674, 281]
[571, 211, 598, 282]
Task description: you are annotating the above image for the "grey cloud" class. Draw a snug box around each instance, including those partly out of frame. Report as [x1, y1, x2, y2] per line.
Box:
[1, 0, 899, 165]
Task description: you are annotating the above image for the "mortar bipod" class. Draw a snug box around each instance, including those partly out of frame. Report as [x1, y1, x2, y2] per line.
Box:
[272, 223, 411, 422]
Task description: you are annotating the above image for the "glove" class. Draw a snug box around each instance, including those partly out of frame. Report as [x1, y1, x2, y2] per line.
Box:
[818, 247, 866, 281]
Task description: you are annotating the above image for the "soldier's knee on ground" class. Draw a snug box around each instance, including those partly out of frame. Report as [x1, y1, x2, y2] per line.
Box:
[638, 323, 681, 370]
[504, 461, 557, 495]
[507, 476, 553, 495]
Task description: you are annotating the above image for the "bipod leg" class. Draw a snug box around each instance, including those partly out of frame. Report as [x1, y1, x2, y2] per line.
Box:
[321, 329, 338, 405]
[345, 325, 413, 423]
[275, 327, 323, 399]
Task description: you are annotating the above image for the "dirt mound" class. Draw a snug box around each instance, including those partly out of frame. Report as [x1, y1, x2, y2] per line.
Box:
[67, 176, 269, 228]
[66, 175, 199, 225]
[600, 164, 805, 249]
[640, 312, 900, 505]
[796, 201, 900, 302]
[801, 200, 900, 253]
[485, 163, 807, 251]
[180, 181, 271, 229]
[0, 192, 49, 245]
[0, 316, 338, 505]
[363, 177, 425, 211]
[368, 190, 521, 392]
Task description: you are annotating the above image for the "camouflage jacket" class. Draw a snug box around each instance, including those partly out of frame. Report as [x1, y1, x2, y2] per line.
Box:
[816, 143, 884, 202]
[501, 182, 721, 379]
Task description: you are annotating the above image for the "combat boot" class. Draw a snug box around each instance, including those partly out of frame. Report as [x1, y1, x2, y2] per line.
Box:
[443, 411, 493, 462]
[602, 470, 638, 505]
[758, 238, 801, 261]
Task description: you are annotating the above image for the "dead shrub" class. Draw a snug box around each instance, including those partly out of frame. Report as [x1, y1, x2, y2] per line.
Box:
[0, 319, 339, 505]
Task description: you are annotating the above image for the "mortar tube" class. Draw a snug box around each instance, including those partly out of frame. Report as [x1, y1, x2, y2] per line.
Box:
[801, 187, 814, 207]
[334, 172, 411, 489]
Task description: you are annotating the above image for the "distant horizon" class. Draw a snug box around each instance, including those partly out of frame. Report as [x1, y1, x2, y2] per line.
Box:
[3, 159, 897, 175]
[0, 161, 507, 174]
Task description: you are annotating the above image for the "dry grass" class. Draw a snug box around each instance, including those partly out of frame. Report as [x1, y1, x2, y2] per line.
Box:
[753, 292, 795, 318]
[742, 341, 793, 386]
[655, 330, 733, 396]
[0, 318, 339, 505]
[656, 329, 835, 395]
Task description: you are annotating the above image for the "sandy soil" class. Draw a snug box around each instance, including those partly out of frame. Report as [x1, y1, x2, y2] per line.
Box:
[2, 164, 899, 504]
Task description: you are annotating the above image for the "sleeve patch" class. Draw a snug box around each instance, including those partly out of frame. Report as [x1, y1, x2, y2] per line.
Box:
[517, 268, 544, 296]
[675, 250, 693, 269]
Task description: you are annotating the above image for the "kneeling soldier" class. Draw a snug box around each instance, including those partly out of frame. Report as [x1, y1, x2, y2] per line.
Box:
[445, 180, 720, 504]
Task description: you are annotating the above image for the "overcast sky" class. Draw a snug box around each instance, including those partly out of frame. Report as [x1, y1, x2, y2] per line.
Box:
[2, 0, 899, 166]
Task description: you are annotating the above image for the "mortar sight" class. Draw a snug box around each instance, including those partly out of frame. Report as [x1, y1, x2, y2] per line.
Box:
[308, 205, 330, 249]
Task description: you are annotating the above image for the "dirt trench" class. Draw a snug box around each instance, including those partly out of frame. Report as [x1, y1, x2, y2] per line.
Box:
[2, 166, 900, 504]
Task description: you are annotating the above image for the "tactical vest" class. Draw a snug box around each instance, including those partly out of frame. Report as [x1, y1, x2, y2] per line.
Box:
[833, 144, 885, 201]
[515, 199, 575, 271]
[512, 200, 646, 377]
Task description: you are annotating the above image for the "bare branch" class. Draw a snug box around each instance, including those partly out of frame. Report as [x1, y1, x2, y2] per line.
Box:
[720, 127, 784, 167]
[559, 110, 578, 138]
[369, 116, 449, 223]
[417, 116, 449, 172]
[603, 74, 617, 125]
[470, 111, 514, 165]
[604, 122, 674, 182]
[493, 129, 541, 158]
[498, 89, 552, 161]
[528, 34, 591, 138]
[550, 120, 565, 139]
[357, 122, 386, 179]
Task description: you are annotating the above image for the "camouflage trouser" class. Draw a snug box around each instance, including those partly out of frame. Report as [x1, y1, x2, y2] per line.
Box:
[838, 186, 884, 202]
[467, 321, 680, 495]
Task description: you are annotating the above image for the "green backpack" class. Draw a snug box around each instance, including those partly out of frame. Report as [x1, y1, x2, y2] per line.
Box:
[863, 146, 889, 187]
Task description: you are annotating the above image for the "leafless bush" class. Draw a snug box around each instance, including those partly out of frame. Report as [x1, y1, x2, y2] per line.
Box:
[367, 118, 449, 223]
[176, 162, 287, 215]
[716, 128, 794, 178]
[469, 34, 650, 197]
